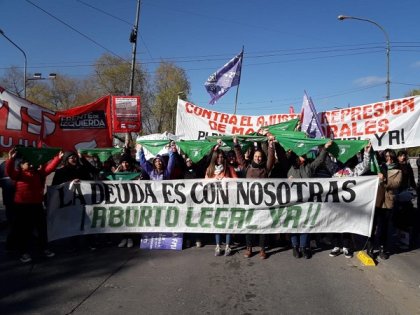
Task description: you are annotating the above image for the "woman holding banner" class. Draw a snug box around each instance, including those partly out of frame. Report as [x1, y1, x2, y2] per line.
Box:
[329, 142, 372, 259]
[115, 151, 142, 248]
[52, 150, 99, 251]
[205, 140, 238, 256]
[286, 140, 333, 259]
[234, 135, 275, 260]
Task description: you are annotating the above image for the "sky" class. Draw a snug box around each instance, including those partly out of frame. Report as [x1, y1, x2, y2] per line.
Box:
[1, 0, 419, 116]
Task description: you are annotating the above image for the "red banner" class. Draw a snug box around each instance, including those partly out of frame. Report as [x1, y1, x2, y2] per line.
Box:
[111, 96, 141, 133]
[41, 96, 113, 151]
[0, 87, 113, 153]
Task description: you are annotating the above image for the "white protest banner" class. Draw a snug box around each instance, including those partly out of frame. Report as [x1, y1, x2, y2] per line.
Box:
[321, 96, 420, 150]
[176, 96, 420, 150]
[175, 99, 299, 140]
[47, 177, 378, 241]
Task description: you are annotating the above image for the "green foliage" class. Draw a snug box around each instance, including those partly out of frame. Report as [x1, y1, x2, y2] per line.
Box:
[152, 61, 190, 133]
[0, 66, 25, 97]
[0, 54, 190, 134]
[93, 53, 154, 133]
[405, 89, 420, 97]
[407, 147, 420, 157]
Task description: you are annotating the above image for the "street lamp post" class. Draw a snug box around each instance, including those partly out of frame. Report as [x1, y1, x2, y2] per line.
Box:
[0, 28, 27, 98]
[338, 15, 391, 100]
[129, 0, 141, 96]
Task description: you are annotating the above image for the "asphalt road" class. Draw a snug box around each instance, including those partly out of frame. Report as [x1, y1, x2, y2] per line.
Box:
[0, 158, 419, 314]
[0, 236, 420, 315]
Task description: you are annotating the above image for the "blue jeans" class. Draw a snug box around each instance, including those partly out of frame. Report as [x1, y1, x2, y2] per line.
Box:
[215, 234, 231, 246]
[290, 233, 309, 248]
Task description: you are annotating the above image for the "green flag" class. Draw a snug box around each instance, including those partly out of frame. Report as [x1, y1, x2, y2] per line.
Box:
[106, 172, 140, 180]
[277, 137, 328, 157]
[266, 118, 300, 132]
[327, 140, 369, 164]
[16, 147, 61, 168]
[206, 135, 266, 152]
[78, 148, 123, 162]
[136, 140, 170, 156]
[206, 135, 266, 143]
[176, 140, 216, 163]
[269, 130, 307, 140]
[369, 150, 381, 174]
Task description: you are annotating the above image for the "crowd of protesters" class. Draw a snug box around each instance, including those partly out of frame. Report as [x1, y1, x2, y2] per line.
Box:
[0, 133, 419, 264]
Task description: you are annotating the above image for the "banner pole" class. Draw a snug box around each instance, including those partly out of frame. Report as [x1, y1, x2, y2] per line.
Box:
[233, 46, 244, 115]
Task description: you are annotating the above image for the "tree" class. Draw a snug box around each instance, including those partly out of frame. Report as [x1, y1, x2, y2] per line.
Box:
[0, 66, 25, 97]
[93, 53, 154, 134]
[405, 89, 420, 97]
[152, 61, 190, 133]
[0, 55, 192, 136]
[26, 74, 99, 110]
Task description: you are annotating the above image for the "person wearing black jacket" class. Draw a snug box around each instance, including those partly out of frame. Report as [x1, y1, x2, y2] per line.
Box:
[52, 150, 99, 251]
[52, 151, 98, 186]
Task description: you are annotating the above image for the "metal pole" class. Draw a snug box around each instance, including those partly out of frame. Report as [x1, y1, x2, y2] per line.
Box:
[125, 0, 141, 144]
[129, 0, 141, 96]
[338, 15, 390, 100]
[233, 84, 240, 115]
[233, 46, 244, 115]
[0, 29, 27, 98]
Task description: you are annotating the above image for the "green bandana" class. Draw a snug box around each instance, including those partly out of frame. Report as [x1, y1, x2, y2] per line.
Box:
[106, 172, 140, 180]
[327, 140, 369, 163]
[277, 137, 328, 157]
[176, 140, 217, 163]
[78, 148, 123, 162]
[136, 140, 170, 156]
[16, 147, 61, 168]
[266, 118, 300, 132]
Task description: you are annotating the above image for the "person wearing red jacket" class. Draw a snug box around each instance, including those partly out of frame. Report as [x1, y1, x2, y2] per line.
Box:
[6, 147, 63, 263]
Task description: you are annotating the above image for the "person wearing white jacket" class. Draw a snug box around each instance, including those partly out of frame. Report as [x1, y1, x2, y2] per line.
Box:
[329, 142, 372, 258]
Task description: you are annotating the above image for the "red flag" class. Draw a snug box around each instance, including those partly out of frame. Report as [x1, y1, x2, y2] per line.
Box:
[0, 86, 113, 153]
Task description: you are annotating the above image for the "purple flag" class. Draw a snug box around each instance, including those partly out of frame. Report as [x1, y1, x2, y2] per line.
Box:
[300, 91, 324, 138]
[205, 50, 243, 105]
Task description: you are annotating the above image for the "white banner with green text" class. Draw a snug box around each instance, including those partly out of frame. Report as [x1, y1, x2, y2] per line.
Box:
[46, 177, 378, 241]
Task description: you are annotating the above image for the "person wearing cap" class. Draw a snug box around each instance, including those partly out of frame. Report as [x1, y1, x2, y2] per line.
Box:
[6, 147, 63, 263]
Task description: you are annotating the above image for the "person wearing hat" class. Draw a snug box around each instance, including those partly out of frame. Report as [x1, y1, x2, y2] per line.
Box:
[6, 147, 63, 263]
